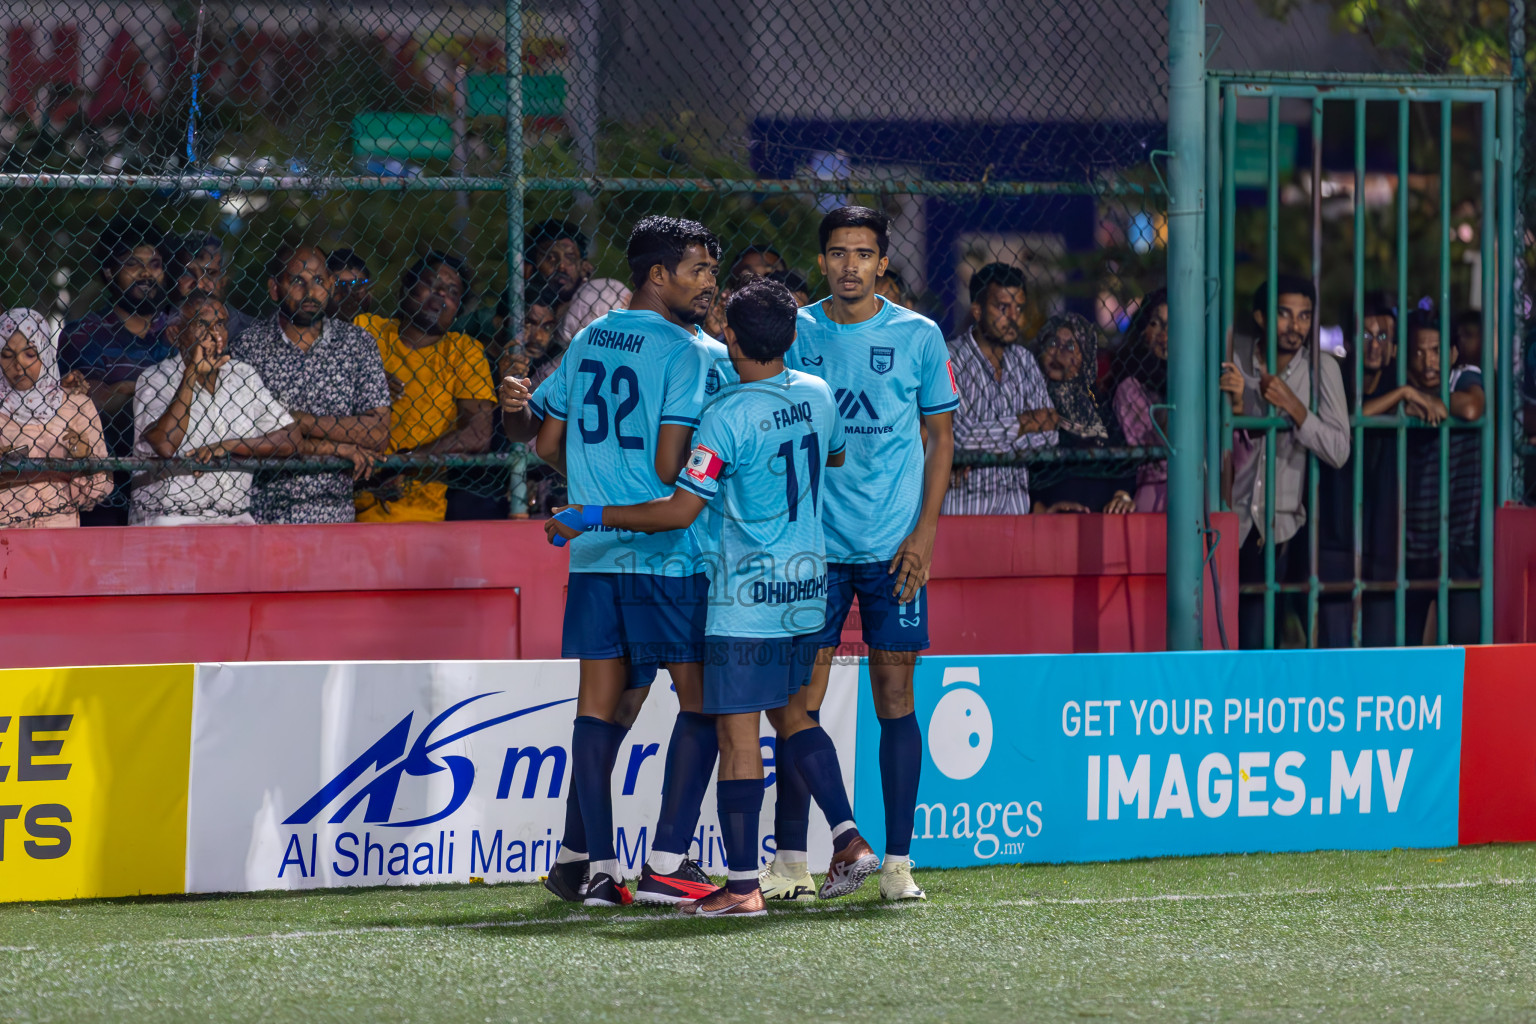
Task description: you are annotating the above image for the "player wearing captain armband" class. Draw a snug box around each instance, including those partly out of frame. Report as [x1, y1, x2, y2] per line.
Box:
[520, 216, 726, 909]
[766, 206, 958, 903]
[548, 276, 879, 918]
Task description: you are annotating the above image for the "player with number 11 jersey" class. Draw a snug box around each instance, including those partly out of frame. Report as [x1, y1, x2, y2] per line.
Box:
[547, 276, 878, 916]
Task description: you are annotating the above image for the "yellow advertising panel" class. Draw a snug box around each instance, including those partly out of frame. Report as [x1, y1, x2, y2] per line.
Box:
[0, 665, 193, 902]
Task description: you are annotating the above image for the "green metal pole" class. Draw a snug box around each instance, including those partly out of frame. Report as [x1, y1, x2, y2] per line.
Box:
[1165, 0, 1208, 651]
[1437, 99, 1451, 644]
[1264, 95, 1279, 649]
[1220, 88, 1237, 490]
[1206, 76, 1223, 511]
[1482, 95, 1498, 644]
[1396, 99, 1410, 646]
[1351, 98, 1366, 646]
[1501, 82, 1518, 511]
[506, 0, 527, 517]
[1307, 97, 1323, 646]
[1508, 4, 1526, 510]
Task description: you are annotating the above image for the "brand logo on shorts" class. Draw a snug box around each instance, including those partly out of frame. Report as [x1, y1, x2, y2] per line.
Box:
[870, 346, 895, 374]
[927, 667, 994, 781]
[283, 693, 573, 827]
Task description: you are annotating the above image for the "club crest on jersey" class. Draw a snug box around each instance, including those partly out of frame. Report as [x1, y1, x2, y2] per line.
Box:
[685, 444, 724, 483]
[870, 346, 895, 374]
[705, 367, 722, 395]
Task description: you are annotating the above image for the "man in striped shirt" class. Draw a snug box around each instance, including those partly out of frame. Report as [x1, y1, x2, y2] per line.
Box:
[941, 263, 1058, 514]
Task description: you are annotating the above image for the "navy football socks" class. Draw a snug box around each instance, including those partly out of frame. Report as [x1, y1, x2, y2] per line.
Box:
[652, 711, 719, 857]
[786, 724, 855, 839]
[558, 785, 586, 859]
[717, 778, 764, 894]
[879, 712, 922, 858]
[571, 715, 627, 865]
[773, 708, 819, 857]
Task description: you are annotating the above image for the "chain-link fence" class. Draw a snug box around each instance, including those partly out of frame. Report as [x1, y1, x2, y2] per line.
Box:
[0, 0, 1188, 528]
[1, 0, 1519, 628]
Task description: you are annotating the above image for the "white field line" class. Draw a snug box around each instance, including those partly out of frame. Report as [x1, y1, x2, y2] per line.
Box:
[0, 876, 1529, 955]
[987, 875, 1535, 909]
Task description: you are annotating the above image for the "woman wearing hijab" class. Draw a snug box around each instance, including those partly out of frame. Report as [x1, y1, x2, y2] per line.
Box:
[1112, 288, 1169, 511]
[0, 309, 111, 527]
[1029, 313, 1135, 514]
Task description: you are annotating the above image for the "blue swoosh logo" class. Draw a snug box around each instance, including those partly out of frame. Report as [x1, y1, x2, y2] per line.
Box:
[801, 355, 824, 366]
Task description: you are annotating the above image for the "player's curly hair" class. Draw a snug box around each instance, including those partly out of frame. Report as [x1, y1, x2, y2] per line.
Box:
[725, 276, 799, 363]
[626, 216, 721, 288]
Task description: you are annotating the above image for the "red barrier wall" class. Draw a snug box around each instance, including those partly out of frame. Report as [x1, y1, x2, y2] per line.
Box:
[1459, 643, 1536, 845]
[0, 512, 1238, 667]
[1494, 506, 1536, 643]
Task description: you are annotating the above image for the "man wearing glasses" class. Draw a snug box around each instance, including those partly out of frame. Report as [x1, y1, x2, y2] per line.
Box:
[326, 248, 375, 322]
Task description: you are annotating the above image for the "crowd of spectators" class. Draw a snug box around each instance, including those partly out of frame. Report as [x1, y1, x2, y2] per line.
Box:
[0, 214, 1489, 646]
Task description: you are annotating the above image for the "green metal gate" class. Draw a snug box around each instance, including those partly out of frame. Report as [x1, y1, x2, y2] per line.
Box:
[1204, 73, 1516, 648]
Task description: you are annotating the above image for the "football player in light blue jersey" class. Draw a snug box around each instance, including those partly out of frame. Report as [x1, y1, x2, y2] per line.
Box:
[525, 216, 723, 909]
[506, 251, 740, 911]
[548, 277, 877, 917]
[767, 206, 958, 903]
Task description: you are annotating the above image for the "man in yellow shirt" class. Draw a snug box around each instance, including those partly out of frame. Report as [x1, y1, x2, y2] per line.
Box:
[355, 253, 496, 522]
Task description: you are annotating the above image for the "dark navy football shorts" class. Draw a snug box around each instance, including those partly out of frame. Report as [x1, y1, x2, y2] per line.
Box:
[804, 561, 930, 652]
[702, 635, 816, 714]
[562, 571, 708, 668]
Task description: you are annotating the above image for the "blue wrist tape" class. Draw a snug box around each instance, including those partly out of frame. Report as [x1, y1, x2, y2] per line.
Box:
[581, 505, 606, 529]
[550, 505, 586, 548]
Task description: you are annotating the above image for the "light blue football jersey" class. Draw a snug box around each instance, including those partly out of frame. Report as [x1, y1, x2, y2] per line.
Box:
[785, 297, 959, 563]
[675, 369, 845, 638]
[530, 308, 712, 576]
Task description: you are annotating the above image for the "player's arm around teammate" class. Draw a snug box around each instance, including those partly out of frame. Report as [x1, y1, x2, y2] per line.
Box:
[551, 277, 876, 916]
[526, 217, 723, 909]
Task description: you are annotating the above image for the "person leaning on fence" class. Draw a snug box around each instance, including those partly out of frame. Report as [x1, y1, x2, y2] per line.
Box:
[1396, 306, 1485, 645]
[496, 283, 567, 517]
[1453, 308, 1483, 374]
[768, 267, 813, 307]
[161, 234, 255, 344]
[60, 216, 178, 524]
[1221, 274, 1350, 649]
[1111, 288, 1169, 512]
[561, 278, 634, 349]
[0, 308, 111, 528]
[1027, 313, 1135, 515]
[132, 292, 301, 526]
[355, 253, 496, 523]
[1316, 292, 1402, 648]
[230, 244, 391, 524]
[728, 244, 785, 279]
[875, 266, 915, 311]
[326, 248, 374, 323]
[940, 262, 1057, 515]
[525, 219, 591, 331]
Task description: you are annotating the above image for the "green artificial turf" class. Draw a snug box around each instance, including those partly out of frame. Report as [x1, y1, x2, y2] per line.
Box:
[3, 845, 1536, 1022]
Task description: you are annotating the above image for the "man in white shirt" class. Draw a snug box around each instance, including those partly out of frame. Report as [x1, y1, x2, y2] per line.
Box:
[1220, 274, 1350, 648]
[132, 291, 300, 525]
